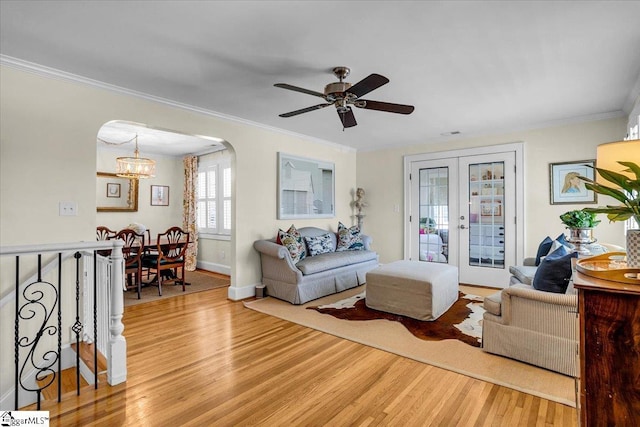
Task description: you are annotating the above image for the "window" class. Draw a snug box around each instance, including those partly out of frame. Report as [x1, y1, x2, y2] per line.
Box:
[197, 157, 231, 236]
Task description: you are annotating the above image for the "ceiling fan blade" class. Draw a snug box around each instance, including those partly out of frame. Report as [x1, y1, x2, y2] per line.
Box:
[274, 83, 326, 98]
[279, 103, 332, 118]
[337, 107, 357, 128]
[358, 100, 415, 115]
[346, 74, 389, 98]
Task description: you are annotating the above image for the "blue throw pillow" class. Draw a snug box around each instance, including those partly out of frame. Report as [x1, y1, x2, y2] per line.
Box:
[532, 246, 577, 293]
[535, 236, 553, 266]
[556, 233, 570, 246]
[304, 233, 334, 256]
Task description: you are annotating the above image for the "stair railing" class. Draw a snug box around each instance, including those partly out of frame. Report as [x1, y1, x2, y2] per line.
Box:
[0, 240, 126, 410]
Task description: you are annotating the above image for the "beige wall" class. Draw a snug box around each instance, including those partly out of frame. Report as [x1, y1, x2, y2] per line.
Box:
[0, 64, 630, 295]
[0, 65, 356, 298]
[357, 117, 628, 264]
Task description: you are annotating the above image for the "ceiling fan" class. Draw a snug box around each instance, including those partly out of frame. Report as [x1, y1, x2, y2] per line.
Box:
[274, 66, 415, 129]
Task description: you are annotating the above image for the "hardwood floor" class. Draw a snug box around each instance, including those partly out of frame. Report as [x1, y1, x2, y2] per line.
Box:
[36, 287, 577, 426]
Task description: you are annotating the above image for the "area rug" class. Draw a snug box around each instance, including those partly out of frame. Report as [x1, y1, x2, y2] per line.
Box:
[310, 291, 484, 347]
[244, 285, 576, 407]
[124, 270, 229, 307]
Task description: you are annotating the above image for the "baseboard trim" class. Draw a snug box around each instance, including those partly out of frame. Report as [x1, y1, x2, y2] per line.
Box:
[196, 260, 231, 276]
[227, 284, 259, 301]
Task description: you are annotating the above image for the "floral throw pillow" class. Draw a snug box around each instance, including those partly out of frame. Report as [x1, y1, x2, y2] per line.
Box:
[304, 233, 335, 256]
[277, 224, 306, 263]
[336, 222, 364, 252]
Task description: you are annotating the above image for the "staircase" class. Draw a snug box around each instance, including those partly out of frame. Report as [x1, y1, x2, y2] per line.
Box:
[21, 342, 106, 410]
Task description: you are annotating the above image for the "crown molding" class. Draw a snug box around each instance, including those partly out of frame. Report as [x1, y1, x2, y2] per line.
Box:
[0, 55, 356, 153]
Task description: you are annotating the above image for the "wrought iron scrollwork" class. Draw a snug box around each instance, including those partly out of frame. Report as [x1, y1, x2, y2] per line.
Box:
[16, 276, 59, 405]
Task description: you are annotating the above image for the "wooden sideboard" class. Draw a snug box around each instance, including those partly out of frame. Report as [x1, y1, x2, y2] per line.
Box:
[573, 271, 640, 426]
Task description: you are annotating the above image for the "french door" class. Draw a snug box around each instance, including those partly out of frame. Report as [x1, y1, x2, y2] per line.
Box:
[407, 148, 520, 287]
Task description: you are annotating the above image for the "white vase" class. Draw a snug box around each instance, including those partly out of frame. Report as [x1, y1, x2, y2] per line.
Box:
[627, 229, 640, 268]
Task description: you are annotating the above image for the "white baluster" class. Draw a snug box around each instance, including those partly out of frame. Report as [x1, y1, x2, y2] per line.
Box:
[107, 240, 127, 385]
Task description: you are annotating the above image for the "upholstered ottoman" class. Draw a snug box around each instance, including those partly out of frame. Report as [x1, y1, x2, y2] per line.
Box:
[365, 260, 459, 321]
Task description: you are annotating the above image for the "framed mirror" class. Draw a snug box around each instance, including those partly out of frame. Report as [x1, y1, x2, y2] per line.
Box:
[96, 172, 139, 212]
[278, 153, 335, 219]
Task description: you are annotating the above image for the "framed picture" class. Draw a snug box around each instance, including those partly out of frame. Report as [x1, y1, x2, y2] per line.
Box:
[549, 160, 597, 205]
[150, 185, 169, 206]
[106, 183, 121, 198]
[277, 152, 335, 219]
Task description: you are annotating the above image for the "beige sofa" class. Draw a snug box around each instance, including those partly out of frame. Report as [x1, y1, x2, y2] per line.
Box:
[482, 280, 578, 377]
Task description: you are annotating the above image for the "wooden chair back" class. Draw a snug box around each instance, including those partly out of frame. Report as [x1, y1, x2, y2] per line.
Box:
[96, 226, 117, 241]
[143, 227, 190, 296]
[156, 226, 190, 264]
[114, 228, 145, 268]
[114, 228, 146, 299]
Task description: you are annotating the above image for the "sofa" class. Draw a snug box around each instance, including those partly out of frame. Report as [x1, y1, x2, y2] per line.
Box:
[253, 226, 379, 304]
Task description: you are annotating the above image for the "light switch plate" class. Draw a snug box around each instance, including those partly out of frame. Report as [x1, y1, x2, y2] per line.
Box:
[59, 201, 78, 216]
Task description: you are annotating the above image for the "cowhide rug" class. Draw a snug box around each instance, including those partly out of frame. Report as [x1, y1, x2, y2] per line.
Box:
[309, 291, 484, 347]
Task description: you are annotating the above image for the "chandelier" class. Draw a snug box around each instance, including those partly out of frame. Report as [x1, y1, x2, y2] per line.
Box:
[114, 135, 156, 179]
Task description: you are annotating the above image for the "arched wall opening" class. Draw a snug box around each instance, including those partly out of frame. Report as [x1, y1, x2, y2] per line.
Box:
[95, 119, 236, 283]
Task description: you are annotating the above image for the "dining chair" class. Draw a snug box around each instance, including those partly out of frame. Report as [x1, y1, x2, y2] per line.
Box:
[96, 226, 118, 257]
[96, 226, 117, 241]
[141, 228, 157, 280]
[143, 226, 190, 296]
[114, 228, 146, 299]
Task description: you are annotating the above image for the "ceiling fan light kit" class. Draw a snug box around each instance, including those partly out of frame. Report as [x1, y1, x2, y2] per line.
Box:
[275, 66, 414, 129]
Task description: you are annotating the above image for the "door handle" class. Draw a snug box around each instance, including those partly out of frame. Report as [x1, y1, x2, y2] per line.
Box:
[460, 225, 467, 229]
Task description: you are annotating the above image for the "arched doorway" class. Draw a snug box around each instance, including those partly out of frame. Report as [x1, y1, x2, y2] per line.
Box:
[95, 120, 234, 290]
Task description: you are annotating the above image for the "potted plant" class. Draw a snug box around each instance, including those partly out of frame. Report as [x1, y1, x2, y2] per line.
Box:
[559, 210, 601, 229]
[578, 160, 640, 266]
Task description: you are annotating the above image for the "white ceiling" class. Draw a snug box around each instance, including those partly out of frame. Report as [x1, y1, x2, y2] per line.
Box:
[2, 1, 640, 153]
[96, 120, 224, 157]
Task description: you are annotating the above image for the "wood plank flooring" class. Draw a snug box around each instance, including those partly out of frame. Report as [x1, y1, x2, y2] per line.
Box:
[34, 287, 577, 426]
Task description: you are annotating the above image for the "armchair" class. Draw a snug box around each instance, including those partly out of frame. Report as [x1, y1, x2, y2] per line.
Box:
[490, 241, 626, 376]
[482, 283, 578, 376]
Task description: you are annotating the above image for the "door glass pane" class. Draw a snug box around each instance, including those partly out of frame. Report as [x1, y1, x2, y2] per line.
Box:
[418, 167, 448, 263]
[468, 162, 505, 268]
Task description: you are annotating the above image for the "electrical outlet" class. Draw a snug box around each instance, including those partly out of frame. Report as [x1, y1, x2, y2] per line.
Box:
[59, 201, 78, 216]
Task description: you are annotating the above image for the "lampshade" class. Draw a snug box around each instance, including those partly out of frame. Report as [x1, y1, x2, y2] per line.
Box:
[115, 136, 156, 179]
[595, 140, 640, 184]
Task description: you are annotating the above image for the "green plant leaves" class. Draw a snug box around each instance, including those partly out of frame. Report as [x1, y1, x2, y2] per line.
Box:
[559, 210, 600, 228]
[579, 161, 639, 225]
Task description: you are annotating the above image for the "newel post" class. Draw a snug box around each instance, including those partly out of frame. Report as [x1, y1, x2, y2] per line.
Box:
[108, 240, 127, 385]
